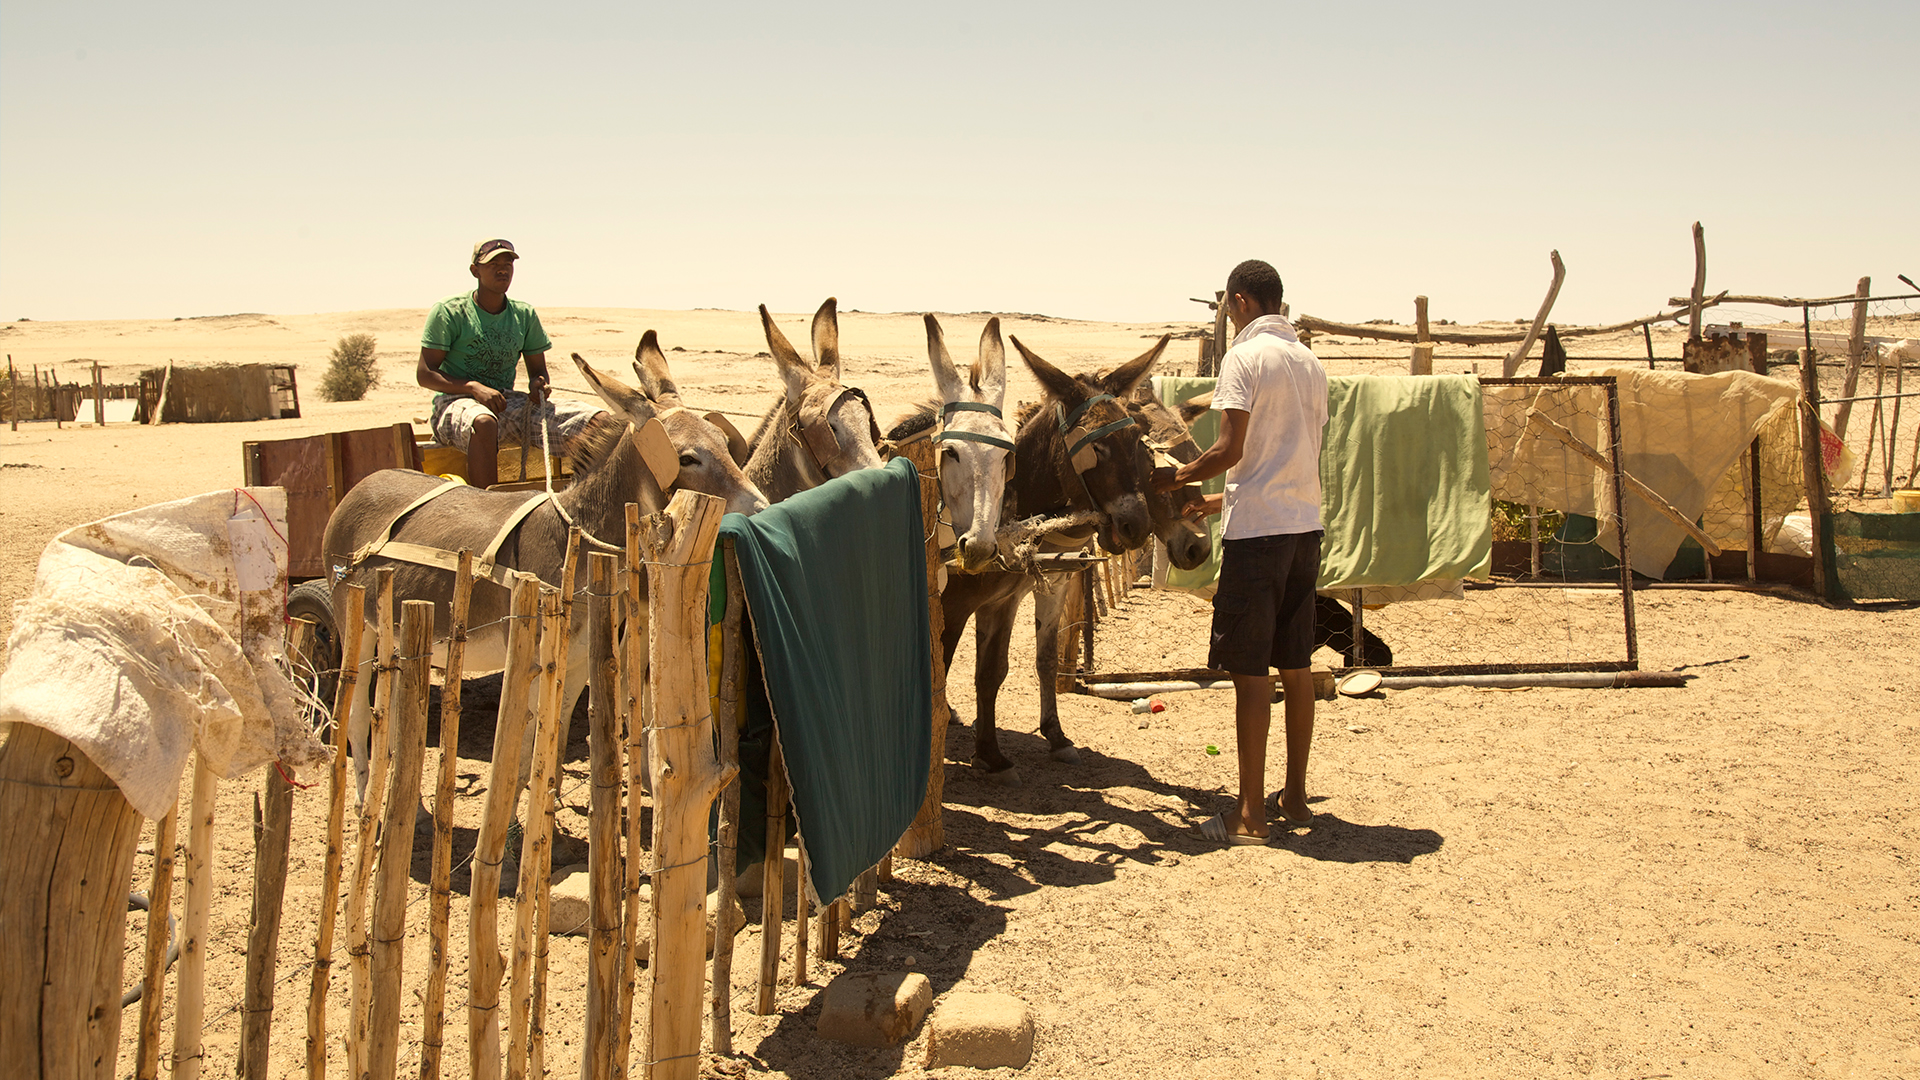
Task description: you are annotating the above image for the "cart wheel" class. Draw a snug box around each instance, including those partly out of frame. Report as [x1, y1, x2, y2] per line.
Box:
[287, 578, 341, 730]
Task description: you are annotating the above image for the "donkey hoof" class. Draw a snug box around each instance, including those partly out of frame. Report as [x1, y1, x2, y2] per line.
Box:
[1049, 745, 1082, 765]
[973, 760, 1022, 787]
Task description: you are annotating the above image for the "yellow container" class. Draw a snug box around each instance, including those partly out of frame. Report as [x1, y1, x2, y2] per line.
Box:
[1894, 490, 1920, 513]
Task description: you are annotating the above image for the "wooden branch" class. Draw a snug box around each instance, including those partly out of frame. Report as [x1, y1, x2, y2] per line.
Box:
[894, 437, 951, 860]
[135, 803, 178, 1080]
[710, 540, 748, 1056]
[792, 843, 811, 987]
[238, 758, 295, 1080]
[755, 737, 787, 1016]
[467, 573, 542, 1080]
[420, 553, 473, 1080]
[307, 580, 363, 1080]
[1503, 250, 1567, 377]
[171, 756, 218, 1080]
[368, 600, 434, 1080]
[1667, 291, 1864, 308]
[149, 361, 173, 426]
[1689, 222, 1708, 342]
[530, 546, 578, 1080]
[346, 568, 396, 1080]
[1524, 410, 1722, 555]
[1411, 295, 1433, 375]
[1834, 276, 1871, 440]
[643, 489, 732, 1080]
[509, 588, 568, 1080]
[584, 553, 622, 1080]
[618, 504, 647, 1078]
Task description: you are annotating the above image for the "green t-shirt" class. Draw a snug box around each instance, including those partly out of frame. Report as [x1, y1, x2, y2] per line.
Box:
[421, 292, 553, 393]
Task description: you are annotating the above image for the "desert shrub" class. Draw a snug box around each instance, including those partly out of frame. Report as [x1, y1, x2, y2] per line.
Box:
[1491, 499, 1566, 543]
[319, 333, 380, 401]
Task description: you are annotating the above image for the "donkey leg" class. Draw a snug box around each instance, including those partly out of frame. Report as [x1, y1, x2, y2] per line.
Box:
[971, 606, 1019, 785]
[1031, 586, 1080, 764]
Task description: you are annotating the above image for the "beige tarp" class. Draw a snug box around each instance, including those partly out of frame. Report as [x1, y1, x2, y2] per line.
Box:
[0, 488, 328, 819]
[1484, 369, 1801, 579]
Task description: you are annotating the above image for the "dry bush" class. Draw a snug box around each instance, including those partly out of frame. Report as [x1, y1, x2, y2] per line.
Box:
[319, 333, 380, 401]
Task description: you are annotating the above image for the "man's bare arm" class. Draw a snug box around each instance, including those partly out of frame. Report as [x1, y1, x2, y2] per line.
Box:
[523, 351, 550, 407]
[1157, 408, 1249, 491]
[417, 347, 504, 412]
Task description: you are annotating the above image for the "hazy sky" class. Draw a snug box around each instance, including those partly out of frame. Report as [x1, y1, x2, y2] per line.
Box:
[3, 1, 1914, 325]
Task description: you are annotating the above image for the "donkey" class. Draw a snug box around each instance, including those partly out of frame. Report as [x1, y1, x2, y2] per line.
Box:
[938, 335, 1170, 783]
[742, 298, 886, 502]
[323, 416, 665, 798]
[572, 330, 769, 517]
[885, 315, 1015, 574]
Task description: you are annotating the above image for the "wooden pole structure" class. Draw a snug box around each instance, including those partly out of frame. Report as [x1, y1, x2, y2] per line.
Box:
[149, 361, 173, 426]
[1688, 222, 1708, 342]
[1502, 250, 1567, 377]
[709, 540, 748, 1056]
[171, 755, 219, 1080]
[529, 536, 580, 1080]
[0, 725, 146, 1080]
[1858, 344, 1888, 497]
[467, 573, 542, 1080]
[134, 803, 179, 1080]
[854, 867, 878, 914]
[792, 843, 811, 987]
[1644, 323, 1657, 369]
[7, 356, 16, 430]
[894, 436, 952, 859]
[237, 762, 296, 1080]
[508, 587, 567, 1080]
[755, 734, 787, 1016]
[585, 552, 623, 1080]
[420, 553, 475, 1080]
[641, 490, 732, 1080]
[306, 580, 362, 1080]
[1833, 277, 1872, 440]
[617, 504, 647, 1078]
[1747, 440, 1763, 582]
[1800, 310, 1834, 601]
[367, 600, 434, 1080]
[346, 568, 397, 1080]
[1410, 296, 1433, 375]
[91, 361, 105, 426]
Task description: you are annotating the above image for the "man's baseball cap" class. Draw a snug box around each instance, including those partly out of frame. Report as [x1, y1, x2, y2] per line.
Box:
[471, 238, 517, 264]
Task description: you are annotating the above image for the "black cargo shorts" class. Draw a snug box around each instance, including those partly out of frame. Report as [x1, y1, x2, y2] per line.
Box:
[1208, 530, 1323, 675]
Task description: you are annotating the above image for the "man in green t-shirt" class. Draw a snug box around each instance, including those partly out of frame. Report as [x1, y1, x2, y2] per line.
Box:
[416, 238, 604, 488]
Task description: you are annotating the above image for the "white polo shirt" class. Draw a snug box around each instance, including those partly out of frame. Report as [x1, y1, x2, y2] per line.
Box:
[1211, 314, 1328, 540]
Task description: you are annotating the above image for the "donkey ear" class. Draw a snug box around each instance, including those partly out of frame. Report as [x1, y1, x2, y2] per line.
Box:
[704, 411, 751, 467]
[760, 304, 816, 403]
[811, 297, 841, 379]
[1010, 335, 1083, 406]
[924, 314, 966, 403]
[974, 316, 1007, 405]
[633, 329, 679, 400]
[573, 353, 657, 422]
[1100, 334, 1169, 400]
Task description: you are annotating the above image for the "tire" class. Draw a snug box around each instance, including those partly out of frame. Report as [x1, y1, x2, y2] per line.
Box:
[286, 577, 342, 731]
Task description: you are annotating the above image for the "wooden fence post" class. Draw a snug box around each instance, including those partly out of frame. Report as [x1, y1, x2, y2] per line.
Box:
[1688, 222, 1707, 343]
[618, 504, 648, 1078]
[585, 552, 623, 1080]
[134, 802, 179, 1080]
[642, 490, 731, 1080]
[1411, 296, 1433, 375]
[307, 580, 363, 1080]
[421, 554, 474, 1080]
[92, 361, 105, 426]
[894, 436, 952, 859]
[756, 738, 787, 1016]
[1799, 317, 1834, 601]
[1502, 250, 1567, 377]
[171, 755, 218, 1080]
[368, 600, 434, 1080]
[709, 540, 748, 1056]
[0, 725, 146, 1080]
[529, 540, 581, 1080]
[508, 587, 568, 1080]
[346, 568, 398, 1080]
[468, 573, 542, 1080]
[237, 761, 295, 1080]
[1834, 276, 1872, 440]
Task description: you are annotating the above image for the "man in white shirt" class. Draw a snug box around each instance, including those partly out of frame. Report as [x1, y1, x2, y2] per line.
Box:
[1158, 259, 1329, 844]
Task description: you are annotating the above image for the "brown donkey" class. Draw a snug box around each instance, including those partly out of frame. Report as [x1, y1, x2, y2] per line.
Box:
[742, 298, 887, 502]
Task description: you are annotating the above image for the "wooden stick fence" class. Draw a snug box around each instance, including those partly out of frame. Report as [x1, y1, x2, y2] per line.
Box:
[7, 474, 954, 1080]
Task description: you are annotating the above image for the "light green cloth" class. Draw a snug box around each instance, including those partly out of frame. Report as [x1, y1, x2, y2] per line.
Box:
[1155, 373, 1491, 594]
[1154, 376, 1227, 596]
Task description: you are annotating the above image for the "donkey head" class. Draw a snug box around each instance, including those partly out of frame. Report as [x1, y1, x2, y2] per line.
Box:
[759, 298, 885, 480]
[926, 314, 1013, 573]
[1128, 385, 1213, 572]
[1010, 335, 1168, 555]
[571, 333, 768, 517]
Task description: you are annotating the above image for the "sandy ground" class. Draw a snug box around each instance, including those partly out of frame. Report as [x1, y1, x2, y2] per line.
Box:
[2, 305, 1917, 1079]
